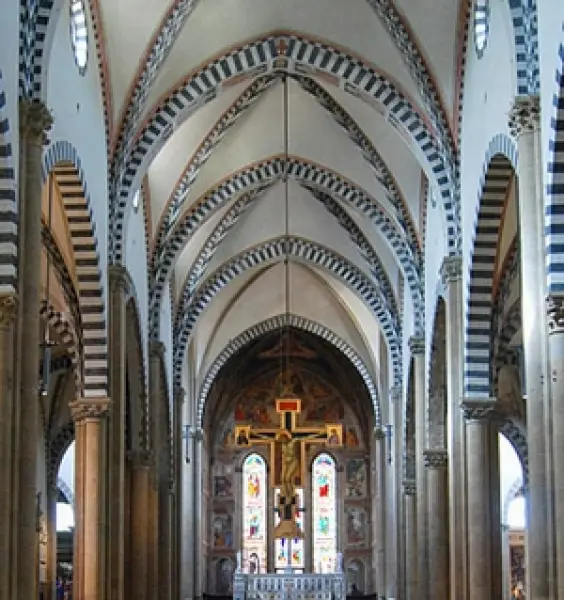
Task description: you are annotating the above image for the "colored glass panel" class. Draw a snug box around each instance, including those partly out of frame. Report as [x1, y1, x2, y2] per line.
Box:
[312, 454, 337, 573]
[243, 454, 267, 572]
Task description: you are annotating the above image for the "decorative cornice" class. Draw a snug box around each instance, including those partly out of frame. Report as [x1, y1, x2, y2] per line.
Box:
[19, 99, 52, 144]
[547, 295, 564, 335]
[403, 479, 416, 496]
[108, 264, 130, 293]
[149, 340, 166, 359]
[508, 95, 540, 138]
[423, 448, 448, 469]
[70, 398, 110, 422]
[440, 255, 462, 285]
[461, 398, 496, 422]
[408, 335, 425, 356]
[0, 294, 18, 327]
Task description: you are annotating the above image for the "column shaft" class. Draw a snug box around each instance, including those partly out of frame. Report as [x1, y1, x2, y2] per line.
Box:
[107, 265, 128, 600]
[0, 296, 17, 599]
[16, 100, 52, 600]
[424, 449, 449, 600]
[440, 256, 468, 600]
[373, 429, 386, 600]
[180, 425, 196, 600]
[71, 399, 110, 600]
[510, 95, 552, 600]
[158, 483, 172, 600]
[403, 481, 418, 600]
[194, 431, 204, 599]
[463, 402, 495, 600]
[409, 337, 428, 600]
[501, 526, 511, 600]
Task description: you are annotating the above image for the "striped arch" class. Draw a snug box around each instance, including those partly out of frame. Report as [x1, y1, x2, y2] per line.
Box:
[40, 299, 80, 378]
[174, 184, 401, 335]
[111, 33, 458, 261]
[493, 302, 522, 382]
[546, 41, 564, 294]
[42, 141, 107, 398]
[151, 156, 420, 338]
[0, 70, 17, 294]
[153, 74, 420, 267]
[498, 419, 529, 490]
[195, 313, 381, 428]
[46, 421, 74, 489]
[174, 236, 402, 387]
[507, 0, 539, 95]
[502, 478, 525, 524]
[464, 134, 518, 397]
[57, 475, 74, 507]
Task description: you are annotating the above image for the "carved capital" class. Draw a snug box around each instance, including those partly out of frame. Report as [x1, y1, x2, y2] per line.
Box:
[108, 264, 129, 293]
[508, 95, 540, 138]
[373, 426, 386, 440]
[0, 294, 18, 327]
[408, 335, 425, 356]
[149, 340, 166, 359]
[193, 427, 204, 443]
[174, 385, 186, 404]
[440, 256, 462, 286]
[423, 448, 448, 469]
[19, 99, 53, 145]
[127, 449, 155, 468]
[389, 385, 402, 404]
[547, 295, 564, 335]
[70, 398, 110, 423]
[461, 398, 496, 422]
[403, 479, 417, 496]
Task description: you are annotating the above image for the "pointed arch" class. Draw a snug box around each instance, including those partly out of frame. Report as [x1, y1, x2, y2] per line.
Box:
[196, 314, 381, 428]
[242, 453, 268, 573]
[42, 141, 108, 398]
[0, 69, 17, 294]
[464, 134, 518, 397]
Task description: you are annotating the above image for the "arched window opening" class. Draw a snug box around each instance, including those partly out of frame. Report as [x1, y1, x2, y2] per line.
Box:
[312, 453, 337, 573]
[275, 487, 304, 573]
[242, 454, 267, 573]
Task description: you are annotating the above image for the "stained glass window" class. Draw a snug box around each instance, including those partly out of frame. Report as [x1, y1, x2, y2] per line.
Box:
[243, 454, 267, 573]
[312, 453, 337, 573]
[274, 487, 304, 572]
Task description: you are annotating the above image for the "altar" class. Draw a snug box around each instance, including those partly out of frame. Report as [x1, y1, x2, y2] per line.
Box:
[233, 571, 346, 600]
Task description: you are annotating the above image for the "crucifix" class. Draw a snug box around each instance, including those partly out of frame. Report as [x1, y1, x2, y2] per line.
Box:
[236, 396, 342, 540]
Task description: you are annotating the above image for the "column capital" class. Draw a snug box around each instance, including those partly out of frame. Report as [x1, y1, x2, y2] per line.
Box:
[149, 340, 166, 359]
[373, 426, 386, 440]
[174, 385, 186, 404]
[403, 479, 417, 496]
[389, 385, 402, 404]
[440, 255, 462, 285]
[423, 448, 448, 469]
[461, 398, 496, 422]
[547, 295, 564, 335]
[127, 449, 155, 468]
[19, 99, 53, 145]
[408, 335, 425, 356]
[508, 95, 540, 138]
[70, 398, 110, 422]
[193, 427, 204, 443]
[0, 294, 18, 327]
[108, 264, 130, 292]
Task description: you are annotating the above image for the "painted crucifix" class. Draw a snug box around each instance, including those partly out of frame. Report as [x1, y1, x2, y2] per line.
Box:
[235, 393, 343, 540]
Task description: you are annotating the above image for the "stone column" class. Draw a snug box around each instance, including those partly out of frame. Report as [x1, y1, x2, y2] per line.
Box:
[424, 449, 449, 600]
[403, 480, 418, 600]
[0, 294, 17, 598]
[440, 255, 468, 600]
[194, 428, 204, 600]
[547, 297, 564, 598]
[462, 400, 495, 600]
[128, 449, 154, 600]
[107, 264, 128, 600]
[180, 423, 196, 600]
[509, 95, 552, 600]
[158, 467, 173, 600]
[171, 387, 185, 600]
[15, 100, 52, 600]
[45, 483, 58, 600]
[373, 427, 387, 600]
[71, 398, 110, 600]
[409, 335, 427, 600]
[501, 525, 511, 600]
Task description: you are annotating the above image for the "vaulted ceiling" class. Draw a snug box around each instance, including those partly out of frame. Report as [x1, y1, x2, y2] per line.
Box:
[95, 0, 464, 390]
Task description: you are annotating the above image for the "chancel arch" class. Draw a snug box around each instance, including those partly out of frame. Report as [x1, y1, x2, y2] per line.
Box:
[204, 325, 376, 589]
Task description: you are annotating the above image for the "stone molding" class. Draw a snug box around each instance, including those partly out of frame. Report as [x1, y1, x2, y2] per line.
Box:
[108, 264, 130, 293]
[0, 294, 18, 327]
[70, 398, 110, 422]
[547, 295, 564, 335]
[508, 95, 540, 138]
[149, 339, 166, 358]
[403, 479, 417, 496]
[440, 255, 462, 286]
[423, 448, 448, 469]
[19, 99, 53, 144]
[461, 398, 496, 422]
[408, 335, 425, 356]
